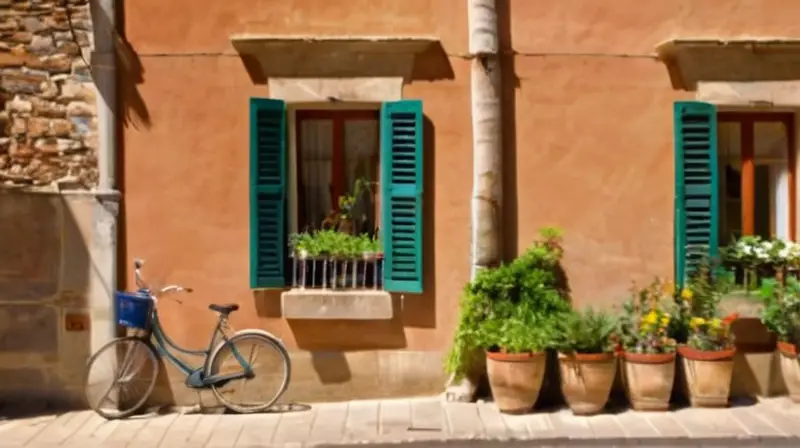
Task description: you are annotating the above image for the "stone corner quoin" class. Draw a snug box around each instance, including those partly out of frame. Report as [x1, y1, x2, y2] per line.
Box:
[0, 0, 97, 190]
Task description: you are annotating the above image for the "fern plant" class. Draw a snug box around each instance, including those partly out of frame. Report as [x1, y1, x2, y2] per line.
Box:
[551, 308, 617, 355]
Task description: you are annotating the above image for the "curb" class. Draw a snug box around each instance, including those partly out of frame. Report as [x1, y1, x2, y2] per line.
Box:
[311, 434, 800, 447]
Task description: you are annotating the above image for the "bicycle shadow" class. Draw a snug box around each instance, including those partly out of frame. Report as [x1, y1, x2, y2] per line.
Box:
[145, 401, 312, 416]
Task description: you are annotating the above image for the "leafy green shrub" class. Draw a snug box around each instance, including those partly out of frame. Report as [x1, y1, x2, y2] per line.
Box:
[551, 308, 617, 355]
[759, 276, 800, 344]
[445, 227, 571, 380]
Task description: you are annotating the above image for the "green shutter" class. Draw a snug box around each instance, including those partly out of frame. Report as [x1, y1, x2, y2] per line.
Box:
[249, 98, 287, 289]
[674, 101, 719, 286]
[380, 100, 424, 293]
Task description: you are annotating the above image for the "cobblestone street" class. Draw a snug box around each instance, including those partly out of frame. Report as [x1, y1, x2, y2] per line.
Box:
[1, 396, 800, 447]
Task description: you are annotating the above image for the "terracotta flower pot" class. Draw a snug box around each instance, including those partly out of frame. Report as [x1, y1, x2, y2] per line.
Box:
[677, 345, 735, 407]
[558, 352, 617, 415]
[622, 351, 675, 411]
[777, 341, 800, 403]
[486, 350, 546, 414]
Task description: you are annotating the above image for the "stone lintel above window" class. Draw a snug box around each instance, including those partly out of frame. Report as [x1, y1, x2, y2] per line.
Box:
[655, 38, 800, 91]
[229, 35, 450, 84]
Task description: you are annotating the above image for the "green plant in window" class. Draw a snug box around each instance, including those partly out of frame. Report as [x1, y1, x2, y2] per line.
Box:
[759, 276, 800, 344]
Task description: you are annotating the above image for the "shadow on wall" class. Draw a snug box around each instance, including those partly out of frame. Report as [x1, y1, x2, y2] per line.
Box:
[0, 192, 91, 412]
[496, 0, 521, 261]
[88, 0, 150, 130]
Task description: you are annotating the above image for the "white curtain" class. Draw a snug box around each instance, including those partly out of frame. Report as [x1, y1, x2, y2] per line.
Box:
[299, 120, 333, 230]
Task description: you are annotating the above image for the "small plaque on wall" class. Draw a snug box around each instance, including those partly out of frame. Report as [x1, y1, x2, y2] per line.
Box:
[65, 312, 90, 332]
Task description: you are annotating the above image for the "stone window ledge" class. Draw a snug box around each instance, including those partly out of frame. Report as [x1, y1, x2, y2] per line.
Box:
[280, 289, 392, 320]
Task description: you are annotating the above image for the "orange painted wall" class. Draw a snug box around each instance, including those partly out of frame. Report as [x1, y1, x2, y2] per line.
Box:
[120, 0, 800, 354]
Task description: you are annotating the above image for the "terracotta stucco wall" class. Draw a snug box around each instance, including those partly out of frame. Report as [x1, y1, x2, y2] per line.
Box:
[121, 0, 800, 401]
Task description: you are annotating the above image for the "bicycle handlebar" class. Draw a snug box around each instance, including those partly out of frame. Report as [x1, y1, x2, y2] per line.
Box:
[133, 259, 193, 299]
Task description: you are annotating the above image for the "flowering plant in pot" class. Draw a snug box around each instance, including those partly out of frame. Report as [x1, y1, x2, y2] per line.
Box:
[759, 276, 800, 402]
[617, 278, 677, 411]
[445, 227, 571, 412]
[672, 260, 739, 407]
[551, 308, 618, 415]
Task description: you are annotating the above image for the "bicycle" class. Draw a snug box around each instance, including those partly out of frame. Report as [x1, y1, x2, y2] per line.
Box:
[84, 258, 291, 419]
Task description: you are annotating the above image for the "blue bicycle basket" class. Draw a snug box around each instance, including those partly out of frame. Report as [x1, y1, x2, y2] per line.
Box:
[115, 290, 153, 330]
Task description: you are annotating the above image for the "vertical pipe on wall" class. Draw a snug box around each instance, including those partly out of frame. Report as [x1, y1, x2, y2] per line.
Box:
[91, 0, 120, 350]
[445, 0, 503, 403]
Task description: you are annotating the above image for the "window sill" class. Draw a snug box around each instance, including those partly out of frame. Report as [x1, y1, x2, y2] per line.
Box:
[280, 289, 393, 320]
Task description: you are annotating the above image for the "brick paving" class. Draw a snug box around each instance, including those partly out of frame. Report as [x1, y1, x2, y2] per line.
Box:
[1, 396, 800, 447]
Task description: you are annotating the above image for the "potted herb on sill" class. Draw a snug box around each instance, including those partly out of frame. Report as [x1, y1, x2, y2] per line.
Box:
[673, 262, 739, 407]
[552, 308, 618, 415]
[617, 279, 677, 411]
[760, 276, 800, 402]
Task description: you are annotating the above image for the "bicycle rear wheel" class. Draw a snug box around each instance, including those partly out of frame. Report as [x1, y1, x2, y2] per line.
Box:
[84, 336, 159, 419]
[207, 331, 291, 414]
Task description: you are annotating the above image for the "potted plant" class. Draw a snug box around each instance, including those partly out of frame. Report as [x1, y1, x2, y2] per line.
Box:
[552, 308, 618, 415]
[445, 227, 571, 412]
[672, 262, 738, 407]
[759, 276, 800, 402]
[617, 278, 677, 411]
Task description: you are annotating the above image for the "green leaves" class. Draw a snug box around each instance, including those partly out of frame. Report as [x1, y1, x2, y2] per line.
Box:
[759, 277, 800, 344]
[551, 308, 617, 355]
[289, 230, 381, 258]
[445, 227, 571, 378]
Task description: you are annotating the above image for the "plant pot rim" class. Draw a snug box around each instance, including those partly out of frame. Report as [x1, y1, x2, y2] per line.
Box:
[777, 340, 797, 356]
[486, 350, 546, 361]
[557, 351, 615, 362]
[622, 351, 675, 364]
[677, 345, 736, 361]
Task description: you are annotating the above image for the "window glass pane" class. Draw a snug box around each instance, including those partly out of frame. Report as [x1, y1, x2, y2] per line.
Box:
[299, 119, 333, 230]
[344, 119, 379, 234]
[718, 122, 741, 245]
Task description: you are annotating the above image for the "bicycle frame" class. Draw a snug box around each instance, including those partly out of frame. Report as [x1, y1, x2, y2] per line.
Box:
[147, 307, 254, 389]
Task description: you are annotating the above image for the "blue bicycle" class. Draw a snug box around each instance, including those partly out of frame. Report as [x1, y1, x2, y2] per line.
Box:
[84, 259, 291, 419]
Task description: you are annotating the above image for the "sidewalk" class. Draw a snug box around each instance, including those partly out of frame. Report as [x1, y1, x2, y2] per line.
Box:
[2, 396, 800, 447]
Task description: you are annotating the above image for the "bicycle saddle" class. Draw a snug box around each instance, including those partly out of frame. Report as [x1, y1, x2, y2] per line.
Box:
[209, 303, 239, 315]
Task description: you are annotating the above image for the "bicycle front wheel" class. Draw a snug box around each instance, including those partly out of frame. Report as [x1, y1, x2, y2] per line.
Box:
[207, 331, 291, 414]
[84, 336, 159, 419]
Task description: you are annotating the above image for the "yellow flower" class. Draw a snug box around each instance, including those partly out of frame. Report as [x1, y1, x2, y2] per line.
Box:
[711, 318, 722, 329]
[644, 311, 658, 325]
[681, 288, 693, 301]
[660, 316, 670, 327]
[690, 317, 706, 329]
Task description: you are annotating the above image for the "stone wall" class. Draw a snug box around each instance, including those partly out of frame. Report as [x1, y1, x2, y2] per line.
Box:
[0, 0, 97, 189]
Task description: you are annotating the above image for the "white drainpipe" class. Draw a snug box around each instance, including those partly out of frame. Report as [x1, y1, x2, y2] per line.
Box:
[92, 0, 120, 349]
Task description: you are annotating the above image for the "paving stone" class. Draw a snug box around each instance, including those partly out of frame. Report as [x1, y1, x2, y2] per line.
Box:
[157, 413, 202, 447]
[272, 407, 317, 445]
[586, 413, 625, 439]
[207, 414, 248, 447]
[1, 414, 58, 446]
[548, 410, 594, 440]
[614, 411, 661, 439]
[308, 403, 347, 443]
[27, 410, 92, 445]
[444, 402, 484, 437]
[185, 414, 222, 446]
[729, 407, 786, 438]
[379, 399, 410, 436]
[128, 412, 178, 446]
[475, 402, 509, 438]
[233, 414, 280, 447]
[499, 413, 529, 438]
[646, 411, 690, 439]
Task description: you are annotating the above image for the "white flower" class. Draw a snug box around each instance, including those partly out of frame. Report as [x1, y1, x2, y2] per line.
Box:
[743, 245, 753, 255]
[779, 248, 790, 259]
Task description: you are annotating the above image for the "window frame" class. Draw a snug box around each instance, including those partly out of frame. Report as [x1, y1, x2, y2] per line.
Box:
[293, 109, 381, 232]
[717, 112, 797, 241]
